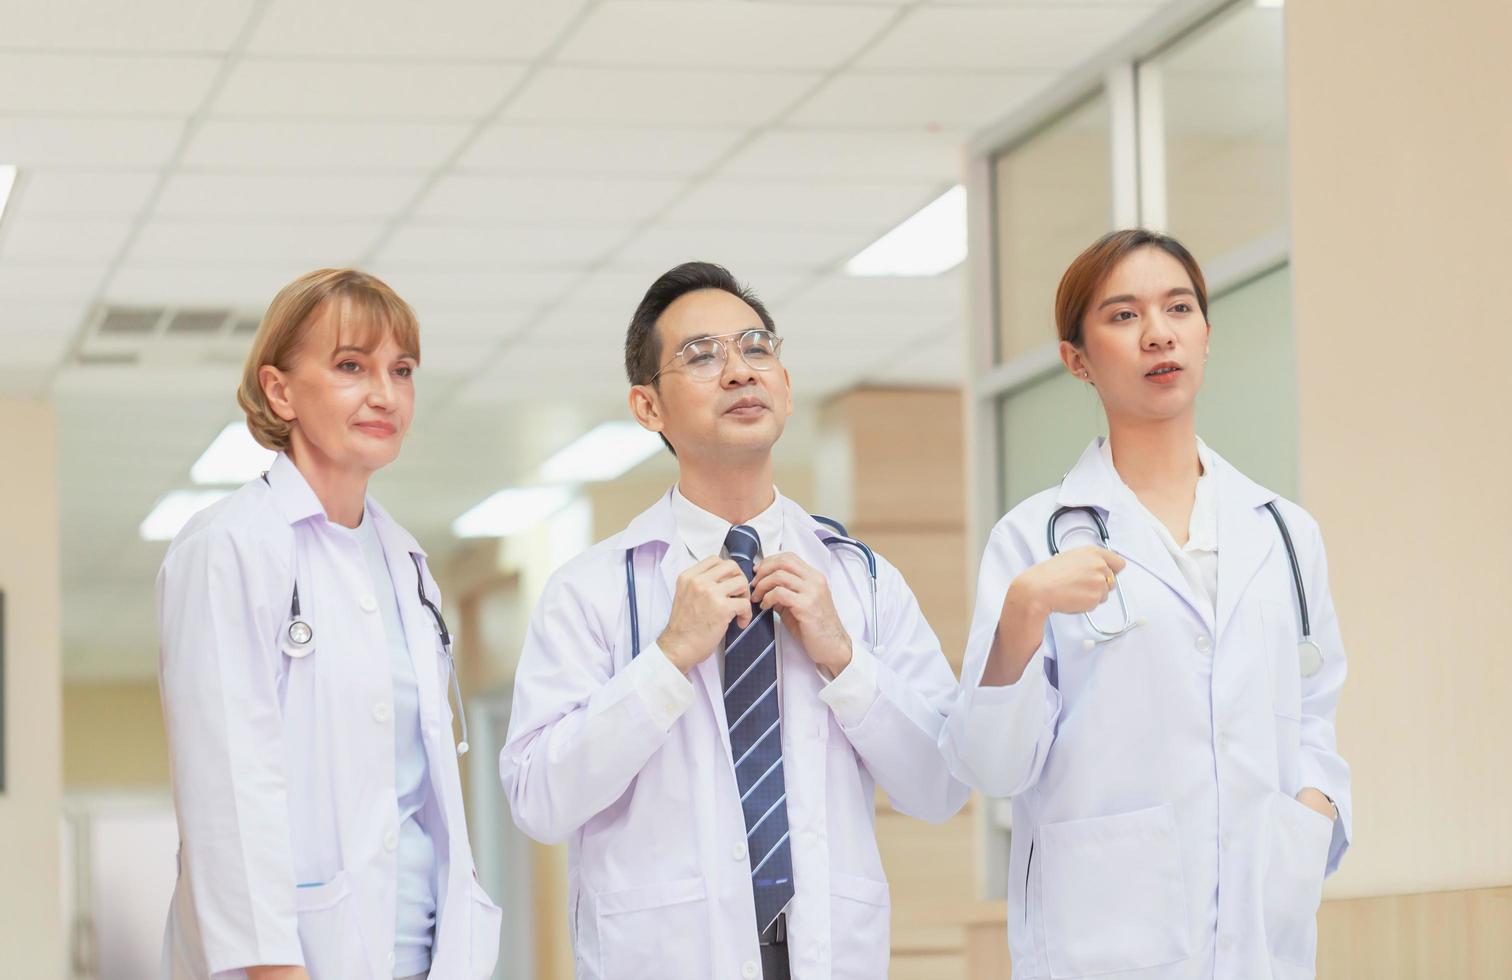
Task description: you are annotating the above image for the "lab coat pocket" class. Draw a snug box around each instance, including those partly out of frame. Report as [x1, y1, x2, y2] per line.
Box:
[1262, 792, 1331, 972]
[598, 876, 709, 979]
[1039, 804, 1191, 978]
[469, 875, 503, 980]
[293, 869, 364, 980]
[830, 871, 890, 980]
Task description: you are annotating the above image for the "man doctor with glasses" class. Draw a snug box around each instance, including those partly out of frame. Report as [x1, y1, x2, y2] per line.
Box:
[500, 262, 968, 980]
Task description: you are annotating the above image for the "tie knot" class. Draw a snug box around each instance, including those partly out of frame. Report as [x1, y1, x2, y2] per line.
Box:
[724, 524, 761, 566]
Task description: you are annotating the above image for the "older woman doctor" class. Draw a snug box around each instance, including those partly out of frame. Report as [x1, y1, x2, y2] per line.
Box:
[943, 231, 1351, 980]
[157, 269, 500, 979]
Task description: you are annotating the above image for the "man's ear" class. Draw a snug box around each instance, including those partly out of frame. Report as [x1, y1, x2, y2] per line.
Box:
[628, 383, 665, 436]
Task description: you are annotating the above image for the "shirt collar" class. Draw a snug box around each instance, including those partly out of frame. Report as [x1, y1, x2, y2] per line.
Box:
[1099, 436, 1220, 553]
[670, 484, 785, 560]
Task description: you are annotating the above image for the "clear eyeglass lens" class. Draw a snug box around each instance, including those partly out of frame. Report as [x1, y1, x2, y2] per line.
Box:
[681, 330, 779, 378]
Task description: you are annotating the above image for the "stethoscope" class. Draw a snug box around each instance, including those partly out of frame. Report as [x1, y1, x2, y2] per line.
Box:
[275, 502, 471, 756]
[1047, 500, 1322, 677]
[623, 515, 880, 659]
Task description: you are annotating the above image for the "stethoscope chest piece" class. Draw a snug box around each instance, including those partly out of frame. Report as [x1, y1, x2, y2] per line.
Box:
[283, 619, 315, 659]
[1298, 639, 1324, 678]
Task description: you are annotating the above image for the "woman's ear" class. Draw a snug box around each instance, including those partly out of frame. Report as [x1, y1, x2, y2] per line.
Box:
[1059, 339, 1091, 382]
[259, 364, 297, 423]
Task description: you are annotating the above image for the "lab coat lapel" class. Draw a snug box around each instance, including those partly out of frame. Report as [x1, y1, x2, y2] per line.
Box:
[1058, 440, 1213, 632]
[1213, 453, 1279, 643]
[367, 504, 443, 711]
[634, 492, 737, 769]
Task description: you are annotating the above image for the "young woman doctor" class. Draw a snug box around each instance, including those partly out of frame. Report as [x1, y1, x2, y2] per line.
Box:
[157, 269, 500, 980]
[943, 230, 1351, 979]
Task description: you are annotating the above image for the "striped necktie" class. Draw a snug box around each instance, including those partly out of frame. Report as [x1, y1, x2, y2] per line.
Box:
[722, 524, 794, 938]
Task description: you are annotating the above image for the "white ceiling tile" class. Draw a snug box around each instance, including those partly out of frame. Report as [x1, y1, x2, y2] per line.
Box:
[414, 174, 687, 222]
[248, 0, 589, 59]
[865, 328, 965, 386]
[372, 268, 579, 311]
[788, 71, 1051, 129]
[504, 67, 819, 126]
[722, 129, 963, 181]
[375, 223, 628, 269]
[459, 124, 745, 176]
[0, 302, 91, 369]
[2, 0, 255, 51]
[527, 268, 809, 340]
[180, 119, 471, 170]
[153, 173, 427, 218]
[213, 60, 527, 119]
[105, 262, 317, 307]
[0, 118, 186, 167]
[860, 5, 1156, 71]
[409, 337, 505, 375]
[6, 171, 159, 218]
[613, 225, 874, 273]
[4, 324, 74, 366]
[0, 218, 134, 262]
[663, 177, 941, 229]
[128, 220, 383, 266]
[0, 54, 221, 115]
[412, 306, 535, 342]
[557, 1, 891, 70]
[0, 264, 110, 301]
[783, 268, 966, 315]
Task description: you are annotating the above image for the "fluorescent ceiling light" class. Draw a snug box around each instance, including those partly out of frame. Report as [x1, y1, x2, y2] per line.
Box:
[191, 422, 277, 485]
[1255, 0, 1283, 7]
[140, 490, 231, 542]
[845, 184, 967, 278]
[539, 421, 663, 483]
[0, 165, 17, 224]
[452, 486, 575, 539]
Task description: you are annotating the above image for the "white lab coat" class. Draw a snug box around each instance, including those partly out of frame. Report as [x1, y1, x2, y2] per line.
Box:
[943, 440, 1351, 980]
[500, 490, 969, 980]
[156, 452, 501, 979]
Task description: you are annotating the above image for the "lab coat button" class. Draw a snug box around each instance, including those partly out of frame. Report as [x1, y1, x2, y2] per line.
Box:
[742, 961, 759, 978]
[1218, 734, 1230, 752]
[1221, 833, 1232, 849]
[1219, 935, 1234, 952]
[733, 842, 748, 861]
[359, 595, 378, 613]
[384, 830, 398, 851]
[373, 702, 391, 723]
[1196, 634, 1212, 653]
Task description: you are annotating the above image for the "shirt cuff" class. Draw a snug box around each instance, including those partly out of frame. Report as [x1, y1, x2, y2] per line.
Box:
[817, 643, 880, 728]
[630, 643, 696, 732]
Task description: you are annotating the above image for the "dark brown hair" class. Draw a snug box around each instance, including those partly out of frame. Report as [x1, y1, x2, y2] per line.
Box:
[1054, 229, 1208, 346]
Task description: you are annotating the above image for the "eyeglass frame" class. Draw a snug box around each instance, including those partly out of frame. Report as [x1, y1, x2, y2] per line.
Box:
[646, 328, 785, 384]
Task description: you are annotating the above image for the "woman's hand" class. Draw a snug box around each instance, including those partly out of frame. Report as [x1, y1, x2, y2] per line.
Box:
[1296, 787, 1336, 821]
[981, 546, 1126, 687]
[246, 968, 310, 980]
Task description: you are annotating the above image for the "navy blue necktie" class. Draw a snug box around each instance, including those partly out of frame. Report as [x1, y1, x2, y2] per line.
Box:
[722, 524, 794, 938]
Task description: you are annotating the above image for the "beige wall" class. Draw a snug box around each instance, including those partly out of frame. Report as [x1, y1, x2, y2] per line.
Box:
[63, 682, 169, 790]
[1287, 0, 1512, 898]
[0, 398, 65, 974]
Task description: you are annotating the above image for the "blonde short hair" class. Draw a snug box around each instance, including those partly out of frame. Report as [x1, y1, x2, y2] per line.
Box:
[237, 269, 421, 452]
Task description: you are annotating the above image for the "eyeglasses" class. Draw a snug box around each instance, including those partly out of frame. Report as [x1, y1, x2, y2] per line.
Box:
[648, 328, 784, 383]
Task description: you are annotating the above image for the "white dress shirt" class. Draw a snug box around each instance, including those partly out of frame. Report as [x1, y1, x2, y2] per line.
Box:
[1100, 437, 1220, 615]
